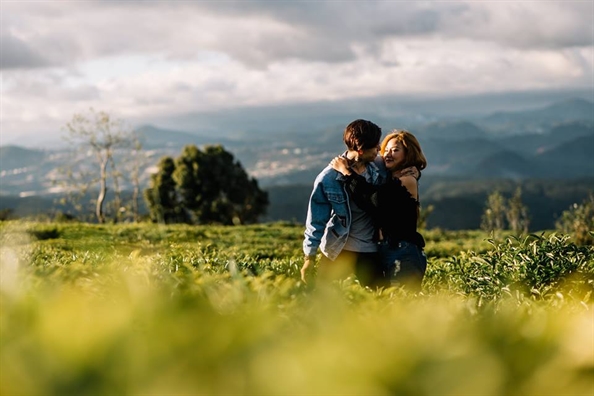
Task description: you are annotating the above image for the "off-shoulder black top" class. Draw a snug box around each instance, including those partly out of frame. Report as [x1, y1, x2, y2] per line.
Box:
[344, 174, 425, 248]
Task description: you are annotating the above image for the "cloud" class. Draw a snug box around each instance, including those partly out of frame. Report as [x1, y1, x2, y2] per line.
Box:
[440, 2, 593, 49]
[0, 33, 50, 69]
[0, 1, 592, 143]
[192, 2, 593, 59]
[3, 1, 591, 69]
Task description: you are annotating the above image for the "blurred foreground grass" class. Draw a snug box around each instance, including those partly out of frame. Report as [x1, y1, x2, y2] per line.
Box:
[1, 221, 593, 395]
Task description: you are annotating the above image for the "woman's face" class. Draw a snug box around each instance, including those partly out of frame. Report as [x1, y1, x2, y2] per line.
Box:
[383, 138, 405, 170]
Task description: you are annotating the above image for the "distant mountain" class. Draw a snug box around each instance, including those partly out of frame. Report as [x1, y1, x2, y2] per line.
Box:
[545, 121, 594, 143]
[474, 150, 532, 179]
[537, 98, 594, 121]
[137, 89, 590, 140]
[416, 121, 487, 140]
[1, 95, 593, 198]
[420, 137, 505, 175]
[0, 146, 47, 171]
[485, 98, 594, 123]
[136, 125, 236, 149]
[533, 134, 594, 178]
[493, 121, 594, 156]
[479, 98, 594, 134]
[1, 94, 594, 230]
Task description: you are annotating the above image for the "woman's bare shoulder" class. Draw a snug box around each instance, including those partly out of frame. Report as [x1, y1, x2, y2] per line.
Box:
[398, 175, 418, 198]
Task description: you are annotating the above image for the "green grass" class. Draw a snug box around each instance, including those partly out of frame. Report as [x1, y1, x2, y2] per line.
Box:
[1, 221, 593, 395]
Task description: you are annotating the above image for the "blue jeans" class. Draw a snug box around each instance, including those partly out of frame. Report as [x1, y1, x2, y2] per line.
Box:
[380, 240, 427, 291]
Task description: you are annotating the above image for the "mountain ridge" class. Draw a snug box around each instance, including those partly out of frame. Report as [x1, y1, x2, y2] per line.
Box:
[1, 97, 592, 196]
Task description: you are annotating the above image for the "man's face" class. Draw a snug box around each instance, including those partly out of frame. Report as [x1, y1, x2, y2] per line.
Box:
[358, 144, 380, 163]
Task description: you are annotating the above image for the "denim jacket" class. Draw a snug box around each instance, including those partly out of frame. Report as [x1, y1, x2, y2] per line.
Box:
[303, 155, 386, 261]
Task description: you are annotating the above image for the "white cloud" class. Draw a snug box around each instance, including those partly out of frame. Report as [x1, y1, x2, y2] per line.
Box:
[441, 2, 593, 49]
[0, 1, 592, 143]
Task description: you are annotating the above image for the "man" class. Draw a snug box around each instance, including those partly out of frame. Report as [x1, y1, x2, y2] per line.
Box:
[301, 119, 387, 287]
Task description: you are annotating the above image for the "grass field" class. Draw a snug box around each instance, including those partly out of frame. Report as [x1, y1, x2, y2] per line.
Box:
[1, 221, 593, 395]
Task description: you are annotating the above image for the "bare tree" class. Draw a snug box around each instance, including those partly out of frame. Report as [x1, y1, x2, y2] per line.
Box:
[506, 186, 530, 234]
[556, 192, 594, 245]
[417, 204, 434, 230]
[481, 190, 506, 235]
[60, 109, 134, 223]
[121, 134, 148, 222]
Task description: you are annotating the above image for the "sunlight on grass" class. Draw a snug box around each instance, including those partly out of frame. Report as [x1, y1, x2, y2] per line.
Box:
[0, 221, 592, 395]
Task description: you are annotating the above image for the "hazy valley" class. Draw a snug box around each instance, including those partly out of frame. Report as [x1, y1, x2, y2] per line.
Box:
[1, 96, 593, 230]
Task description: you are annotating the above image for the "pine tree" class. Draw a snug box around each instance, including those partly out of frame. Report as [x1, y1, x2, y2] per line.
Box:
[144, 157, 188, 224]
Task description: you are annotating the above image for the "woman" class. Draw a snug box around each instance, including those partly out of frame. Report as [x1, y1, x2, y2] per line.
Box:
[330, 130, 428, 291]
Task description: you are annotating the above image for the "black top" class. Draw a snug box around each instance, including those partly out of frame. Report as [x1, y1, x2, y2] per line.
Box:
[344, 174, 425, 248]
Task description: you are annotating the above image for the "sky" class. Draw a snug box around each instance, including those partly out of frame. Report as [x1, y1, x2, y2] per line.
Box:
[1, 0, 593, 145]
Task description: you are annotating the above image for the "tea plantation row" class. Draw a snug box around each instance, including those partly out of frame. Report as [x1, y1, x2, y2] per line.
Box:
[1, 221, 592, 395]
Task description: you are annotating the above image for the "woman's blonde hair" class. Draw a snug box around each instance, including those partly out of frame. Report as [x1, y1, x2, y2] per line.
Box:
[380, 130, 427, 171]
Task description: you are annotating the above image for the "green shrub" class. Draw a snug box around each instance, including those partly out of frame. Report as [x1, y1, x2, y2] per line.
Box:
[425, 233, 593, 307]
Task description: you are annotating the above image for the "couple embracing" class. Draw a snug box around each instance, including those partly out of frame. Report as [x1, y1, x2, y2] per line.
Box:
[301, 119, 428, 291]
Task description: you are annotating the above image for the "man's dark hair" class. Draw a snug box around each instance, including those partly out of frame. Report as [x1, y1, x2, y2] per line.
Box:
[343, 119, 382, 151]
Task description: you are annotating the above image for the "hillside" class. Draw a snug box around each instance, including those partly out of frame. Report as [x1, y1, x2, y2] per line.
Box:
[416, 120, 488, 140]
[136, 125, 237, 149]
[0, 97, 592, 228]
[0, 145, 47, 171]
[481, 98, 594, 133]
[474, 150, 531, 179]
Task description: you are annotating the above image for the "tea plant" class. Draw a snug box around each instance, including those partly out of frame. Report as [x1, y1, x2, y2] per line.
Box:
[425, 233, 593, 308]
[1, 221, 593, 395]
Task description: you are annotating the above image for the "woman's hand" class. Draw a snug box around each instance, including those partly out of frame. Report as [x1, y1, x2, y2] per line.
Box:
[330, 156, 351, 176]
